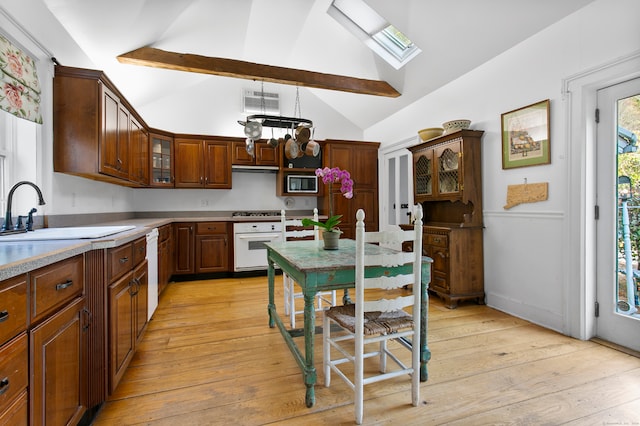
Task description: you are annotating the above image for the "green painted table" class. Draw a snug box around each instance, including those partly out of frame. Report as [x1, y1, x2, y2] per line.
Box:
[265, 239, 432, 407]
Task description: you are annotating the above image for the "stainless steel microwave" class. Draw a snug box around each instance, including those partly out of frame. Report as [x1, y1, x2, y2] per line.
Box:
[287, 175, 318, 193]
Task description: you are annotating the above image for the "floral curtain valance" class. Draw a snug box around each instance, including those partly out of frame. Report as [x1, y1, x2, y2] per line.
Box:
[0, 34, 42, 124]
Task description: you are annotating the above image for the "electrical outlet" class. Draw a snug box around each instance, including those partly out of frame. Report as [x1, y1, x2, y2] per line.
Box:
[200, 199, 209, 207]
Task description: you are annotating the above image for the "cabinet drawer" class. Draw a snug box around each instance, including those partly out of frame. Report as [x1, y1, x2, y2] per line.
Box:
[0, 333, 28, 413]
[0, 389, 27, 426]
[108, 243, 134, 282]
[427, 233, 448, 248]
[158, 224, 171, 242]
[0, 275, 27, 345]
[133, 237, 147, 265]
[196, 222, 227, 235]
[31, 255, 83, 322]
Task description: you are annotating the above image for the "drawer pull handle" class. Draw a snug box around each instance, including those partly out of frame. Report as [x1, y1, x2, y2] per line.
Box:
[56, 280, 73, 291]
[119, 256, 129, 264]
[0, 310, 8, 323]
[129, 279, 140, 296]
[0, 378, 9, 396]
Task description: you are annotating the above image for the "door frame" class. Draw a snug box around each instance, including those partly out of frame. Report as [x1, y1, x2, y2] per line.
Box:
[563, 50, 640, 340]
[379, 136, 416, 230]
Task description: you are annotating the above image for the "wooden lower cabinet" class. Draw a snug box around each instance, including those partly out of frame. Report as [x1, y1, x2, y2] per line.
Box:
[0, 333, 28, 424]
[173, 221, 231, 276]
[30, 296, 86, 426]
[107, 238, 148, 394]
[157, 224, 173, 294]
[133, 261, 148, 343]
[173, 222, 194, 274]
[422, 226, 484, 308]
[195, 222, 230, 273]
[108, 272, 135, 393]
[0, 390, 28, 426]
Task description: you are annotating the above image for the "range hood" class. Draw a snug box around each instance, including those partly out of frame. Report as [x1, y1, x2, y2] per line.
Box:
[231, 165, 279, 173]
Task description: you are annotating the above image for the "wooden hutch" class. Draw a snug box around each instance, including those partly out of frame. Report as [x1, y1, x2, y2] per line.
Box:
[408, 129, 484, 308]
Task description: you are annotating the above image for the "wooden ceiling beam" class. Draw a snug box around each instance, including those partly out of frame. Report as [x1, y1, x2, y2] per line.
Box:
[117, 46, 400, 98]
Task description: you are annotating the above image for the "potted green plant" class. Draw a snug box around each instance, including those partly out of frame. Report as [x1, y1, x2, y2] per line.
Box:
[302, 167, 353, 249]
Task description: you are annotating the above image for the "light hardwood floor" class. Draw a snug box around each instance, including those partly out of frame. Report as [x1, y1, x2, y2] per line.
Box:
[92, 276, 640, 425]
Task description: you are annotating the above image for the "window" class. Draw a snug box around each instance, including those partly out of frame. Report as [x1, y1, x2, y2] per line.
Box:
[327, 0, 421, 69]
[0, 110, 38, 222]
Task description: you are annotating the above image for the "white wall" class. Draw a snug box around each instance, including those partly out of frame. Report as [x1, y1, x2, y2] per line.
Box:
[138, 77, 364, 141]
[0, 0, 360, 218]
[365, 0, 640, 335]
[133, 171, 317, 213]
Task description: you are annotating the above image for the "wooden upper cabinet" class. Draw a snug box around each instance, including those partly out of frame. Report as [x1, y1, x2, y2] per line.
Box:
[174, 138, 203, 187]
[204, 140, 232, 188]
[130, 116, 149, 185]
[150, 132, 174, 187]
[231, 139, 280, 167]
[174, 137, 231, 188]
[54, 65, 147, 187]
[99, 86, 121, 178]
[232, 140, 254, 166]
[409, 129, 484, 225]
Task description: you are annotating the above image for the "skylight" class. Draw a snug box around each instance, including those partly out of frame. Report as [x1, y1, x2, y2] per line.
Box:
[328, 0, 420, 70]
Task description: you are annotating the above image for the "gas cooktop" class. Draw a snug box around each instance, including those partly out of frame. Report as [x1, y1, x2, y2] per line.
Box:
[232, 211, 282, 217]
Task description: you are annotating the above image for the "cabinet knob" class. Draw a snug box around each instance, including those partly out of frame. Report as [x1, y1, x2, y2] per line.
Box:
[0, 377, 9, 396]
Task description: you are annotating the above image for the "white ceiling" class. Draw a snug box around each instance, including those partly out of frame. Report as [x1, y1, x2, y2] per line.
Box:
[41, 0, 595, 131]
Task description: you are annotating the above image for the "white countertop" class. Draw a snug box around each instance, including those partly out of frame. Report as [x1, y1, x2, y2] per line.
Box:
[0, 213, 323, 281]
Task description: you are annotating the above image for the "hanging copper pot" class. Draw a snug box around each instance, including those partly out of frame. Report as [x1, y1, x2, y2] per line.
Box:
[304, 140, 320, 157]
[285, 138, 299, 159]
[295, 125, 310, 144]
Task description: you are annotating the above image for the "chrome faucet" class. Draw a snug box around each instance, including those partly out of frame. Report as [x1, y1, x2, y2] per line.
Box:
[2, 181, 46, 232]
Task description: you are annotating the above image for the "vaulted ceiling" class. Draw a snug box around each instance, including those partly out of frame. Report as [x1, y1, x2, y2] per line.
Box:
[41, 0, 595, 132]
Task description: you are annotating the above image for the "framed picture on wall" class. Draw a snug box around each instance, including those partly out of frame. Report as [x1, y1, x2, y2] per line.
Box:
[501, 99, 550, 169]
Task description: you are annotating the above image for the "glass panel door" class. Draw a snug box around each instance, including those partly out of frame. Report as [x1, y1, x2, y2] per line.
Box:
[383, 148, 413, 226]
[595, 77, 640, 351]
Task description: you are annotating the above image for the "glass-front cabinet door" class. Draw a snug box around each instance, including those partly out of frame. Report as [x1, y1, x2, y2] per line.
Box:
[150, 133, 173, 187]
[413, 148, 433, 200]
[435, 141, 462, 197]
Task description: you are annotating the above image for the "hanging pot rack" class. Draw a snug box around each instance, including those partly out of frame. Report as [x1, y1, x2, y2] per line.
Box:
[237, 115, 312, 129]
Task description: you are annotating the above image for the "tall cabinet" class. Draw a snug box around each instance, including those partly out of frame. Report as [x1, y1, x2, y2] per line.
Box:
[408, 129, 484, 308]
[318, 140, 380, 239]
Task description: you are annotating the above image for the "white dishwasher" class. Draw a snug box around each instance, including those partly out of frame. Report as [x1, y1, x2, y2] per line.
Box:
[146, 228, 159, 320]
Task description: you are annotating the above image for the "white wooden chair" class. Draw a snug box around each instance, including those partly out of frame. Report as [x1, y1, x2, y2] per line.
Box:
[281, 208, 337, 328]
[323, 205, 423, 425]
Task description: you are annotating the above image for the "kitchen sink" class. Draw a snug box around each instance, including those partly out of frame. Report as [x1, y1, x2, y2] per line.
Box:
[0, 225, 136, 241]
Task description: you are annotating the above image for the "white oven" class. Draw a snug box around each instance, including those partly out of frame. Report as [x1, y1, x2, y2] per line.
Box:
[233, 221, 282, 272]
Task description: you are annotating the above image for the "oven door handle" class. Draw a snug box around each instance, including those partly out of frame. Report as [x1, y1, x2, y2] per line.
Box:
[236, 233, 281, 240]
